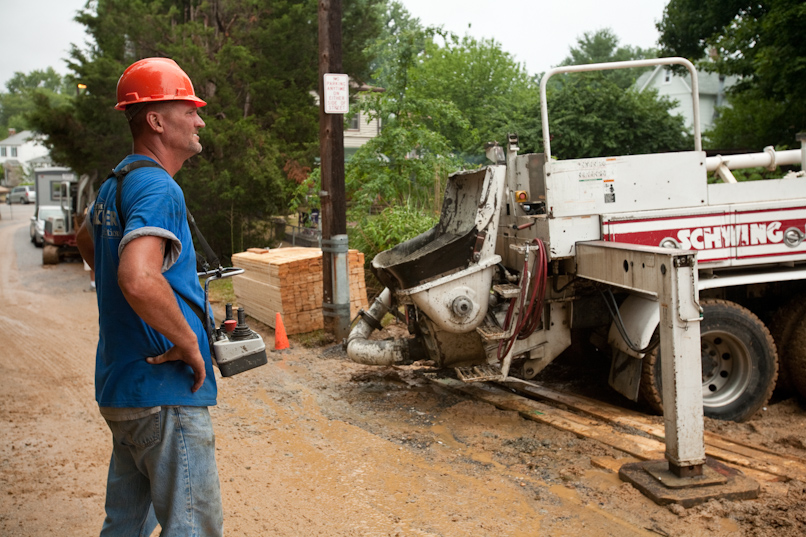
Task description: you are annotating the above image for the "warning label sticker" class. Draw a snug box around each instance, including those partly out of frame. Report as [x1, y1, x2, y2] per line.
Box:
[604, 181, 616, 203]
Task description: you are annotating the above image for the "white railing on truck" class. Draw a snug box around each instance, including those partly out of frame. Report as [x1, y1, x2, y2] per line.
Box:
[539, 57, 702, 160]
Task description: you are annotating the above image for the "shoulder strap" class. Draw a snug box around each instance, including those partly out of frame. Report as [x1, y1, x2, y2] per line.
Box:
[109, 160, 164, 223]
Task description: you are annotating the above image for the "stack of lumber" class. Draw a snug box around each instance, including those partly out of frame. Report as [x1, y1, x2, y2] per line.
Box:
[231, 247, 369, 335]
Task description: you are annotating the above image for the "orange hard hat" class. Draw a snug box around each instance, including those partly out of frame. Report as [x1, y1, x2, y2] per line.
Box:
[115, 57, 206, 111]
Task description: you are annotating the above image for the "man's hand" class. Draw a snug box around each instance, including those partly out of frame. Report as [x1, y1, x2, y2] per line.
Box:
[147, 346, 206, 393]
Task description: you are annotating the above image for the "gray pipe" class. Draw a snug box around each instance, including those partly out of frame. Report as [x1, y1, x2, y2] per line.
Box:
[347, 288, 408, 366]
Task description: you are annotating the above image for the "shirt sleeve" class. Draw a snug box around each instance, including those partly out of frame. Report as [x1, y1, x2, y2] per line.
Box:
[117, 171, 184, 272]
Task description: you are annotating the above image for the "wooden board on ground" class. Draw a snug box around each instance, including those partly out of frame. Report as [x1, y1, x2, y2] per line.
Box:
[429, 376, 666, 460]
[501, 379, 806, 483]
[428, 376, 786, 486]
[232, 247, 369, 335]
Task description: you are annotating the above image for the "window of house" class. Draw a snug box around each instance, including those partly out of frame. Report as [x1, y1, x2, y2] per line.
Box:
[0, 147, 6, 157]
[663, 69, 672, 84]
[10, 147, 17, 157]
[348, 114, 360, 131]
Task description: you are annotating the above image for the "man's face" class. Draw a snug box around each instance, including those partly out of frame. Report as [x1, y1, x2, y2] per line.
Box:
[159, 101, 206, 159]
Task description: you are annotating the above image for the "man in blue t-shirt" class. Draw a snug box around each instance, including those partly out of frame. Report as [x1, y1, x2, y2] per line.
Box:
[76, 57, 223, 537]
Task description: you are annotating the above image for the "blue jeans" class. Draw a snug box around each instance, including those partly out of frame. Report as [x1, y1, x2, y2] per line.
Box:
[100, 407, 223, 537]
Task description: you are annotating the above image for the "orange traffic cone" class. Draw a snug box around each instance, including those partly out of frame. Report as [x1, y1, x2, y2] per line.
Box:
[274, 312, 289, 351]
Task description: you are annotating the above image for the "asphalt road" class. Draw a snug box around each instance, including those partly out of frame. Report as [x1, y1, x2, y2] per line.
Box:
[0, 201, 91, 292]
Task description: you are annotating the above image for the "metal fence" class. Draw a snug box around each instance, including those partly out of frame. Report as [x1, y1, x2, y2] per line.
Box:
[284, 224, 322, 248]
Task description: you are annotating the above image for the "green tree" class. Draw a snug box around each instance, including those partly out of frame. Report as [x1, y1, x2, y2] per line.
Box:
[346, 6, 464, 216]
[529, 73, 691, 159]
[515, 30, 690, 158]
[412, 34, 534, 156]
[5, 69, 65, 93]
[0, 67, 71, 137]
[658, 0, 806, 148]
[346, 2, 542, 216]
[27, 0, 383, 260]
[557, 29, 656, 90]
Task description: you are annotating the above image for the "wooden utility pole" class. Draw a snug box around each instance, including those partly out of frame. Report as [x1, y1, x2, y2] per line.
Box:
[318, 0, 346, 335]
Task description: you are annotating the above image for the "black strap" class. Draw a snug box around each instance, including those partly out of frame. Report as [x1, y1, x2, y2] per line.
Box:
[109, 160, 162, 225]
[105, 160, 217, 338]
[186, 210, 219, 272]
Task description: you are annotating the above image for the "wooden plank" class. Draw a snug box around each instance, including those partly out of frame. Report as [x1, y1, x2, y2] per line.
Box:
[429, 377, 666, 460]
[591, 455, 639, 474]
[431, 377, 785, 485]
[502, 380, 806, 483]
[588, 455, 780, 492]
[231, 247, 368, 334]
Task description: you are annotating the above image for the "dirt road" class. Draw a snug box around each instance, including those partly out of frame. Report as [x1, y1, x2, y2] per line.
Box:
[1, 202, 805, 536]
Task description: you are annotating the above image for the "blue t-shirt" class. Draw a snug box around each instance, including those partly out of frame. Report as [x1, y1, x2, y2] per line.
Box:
[89, 155, 216, 407]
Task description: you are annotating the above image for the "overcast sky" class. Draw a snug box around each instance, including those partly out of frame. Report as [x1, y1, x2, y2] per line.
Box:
[0, 0, 668, 90]
[399, 0, 669, 75]
[0, 0, 89, 88]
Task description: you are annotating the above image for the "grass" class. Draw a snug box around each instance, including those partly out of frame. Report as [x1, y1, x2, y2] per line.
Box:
[381, 312, 398, 327]
[291, 329, 336, 348]
[202, 277, 237, 306]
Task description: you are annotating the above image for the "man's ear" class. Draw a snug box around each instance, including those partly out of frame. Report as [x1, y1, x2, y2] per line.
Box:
[145, 110, 165, 134]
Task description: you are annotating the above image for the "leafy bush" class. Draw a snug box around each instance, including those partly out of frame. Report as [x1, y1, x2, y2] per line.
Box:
[707, 164, 796, 184]
[348, 203, 438, 266]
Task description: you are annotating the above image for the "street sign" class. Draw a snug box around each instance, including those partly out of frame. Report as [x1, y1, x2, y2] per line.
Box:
[324, 73, 349, 114]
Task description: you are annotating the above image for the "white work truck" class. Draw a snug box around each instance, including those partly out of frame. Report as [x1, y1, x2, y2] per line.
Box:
[346, 57, 805, 446]
[32, 167, 95, 264]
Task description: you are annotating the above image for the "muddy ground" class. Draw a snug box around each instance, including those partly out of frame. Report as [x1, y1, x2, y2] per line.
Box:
[1, 203, 805, 536]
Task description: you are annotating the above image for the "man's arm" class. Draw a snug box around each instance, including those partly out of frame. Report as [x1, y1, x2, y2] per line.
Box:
[76, 220, 94, 271]
[118, 235, 206, 393]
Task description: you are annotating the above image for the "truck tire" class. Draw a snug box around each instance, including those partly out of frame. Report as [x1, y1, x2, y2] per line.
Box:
[782, 321, 806, 400]
[770, 295, 806, 397]
[43, 244, 60, 265]
[640, 299, 778, 422]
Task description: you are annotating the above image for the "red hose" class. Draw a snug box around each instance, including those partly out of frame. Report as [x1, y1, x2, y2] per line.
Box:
[497, 238, 548, 361]
[520, 238, 548, 337]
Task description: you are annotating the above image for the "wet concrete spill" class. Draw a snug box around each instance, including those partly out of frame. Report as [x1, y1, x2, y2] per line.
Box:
[209, 361, 675, 537]
[429, 424, 504, 469]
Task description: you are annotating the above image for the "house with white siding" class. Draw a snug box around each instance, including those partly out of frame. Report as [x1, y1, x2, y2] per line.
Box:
[635, 67, 739, 134]
[1, 129, 52, 187]
[0, 130, 49, 168]
[344, 108, 381, 161]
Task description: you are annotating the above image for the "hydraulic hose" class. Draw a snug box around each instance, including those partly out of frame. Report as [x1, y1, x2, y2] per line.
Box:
[498, 238, 548, 361]
[598, 287, 660, 355]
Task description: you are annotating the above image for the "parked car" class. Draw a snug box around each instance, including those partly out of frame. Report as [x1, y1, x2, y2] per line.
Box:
[6, 185, 36, 204]
[30, 206, 65, 247]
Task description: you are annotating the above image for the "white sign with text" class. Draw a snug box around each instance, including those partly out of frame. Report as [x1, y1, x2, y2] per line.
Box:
[323, 73, 349, 114]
